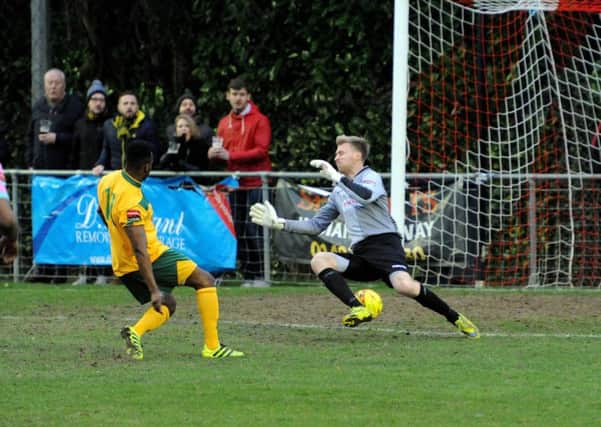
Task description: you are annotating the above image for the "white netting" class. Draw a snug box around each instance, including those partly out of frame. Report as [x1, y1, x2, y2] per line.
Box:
[405, 0, 601, 286]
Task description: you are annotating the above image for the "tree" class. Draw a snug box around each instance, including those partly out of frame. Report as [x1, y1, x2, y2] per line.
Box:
[2, 0, 396, 170]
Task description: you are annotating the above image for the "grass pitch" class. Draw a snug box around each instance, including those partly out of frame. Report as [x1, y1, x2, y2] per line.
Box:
[1, 283, 600, 426]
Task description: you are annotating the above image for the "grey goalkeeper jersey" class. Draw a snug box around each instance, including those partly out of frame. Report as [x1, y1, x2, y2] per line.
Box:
[284, 166, 399, 248]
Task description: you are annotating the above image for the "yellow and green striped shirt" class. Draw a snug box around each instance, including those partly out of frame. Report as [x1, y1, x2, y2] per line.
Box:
[97, 170, 168, 276]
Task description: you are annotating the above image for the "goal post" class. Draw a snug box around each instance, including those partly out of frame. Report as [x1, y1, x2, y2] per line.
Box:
[398, 0, 601, 287]
[390, 0, 410, 232]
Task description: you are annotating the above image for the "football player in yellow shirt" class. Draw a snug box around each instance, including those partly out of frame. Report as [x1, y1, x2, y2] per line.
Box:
[97, 140, 243, 360]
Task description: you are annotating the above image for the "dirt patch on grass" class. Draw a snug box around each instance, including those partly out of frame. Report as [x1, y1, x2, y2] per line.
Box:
[218, 290, 601, 333]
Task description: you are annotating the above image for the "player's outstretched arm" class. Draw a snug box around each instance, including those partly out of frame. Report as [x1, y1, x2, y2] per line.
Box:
[249, 201, 285, 230]
[310, 159, 378, 204]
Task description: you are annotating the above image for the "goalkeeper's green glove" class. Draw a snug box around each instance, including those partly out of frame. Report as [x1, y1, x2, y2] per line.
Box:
[249, 201, 285, 230]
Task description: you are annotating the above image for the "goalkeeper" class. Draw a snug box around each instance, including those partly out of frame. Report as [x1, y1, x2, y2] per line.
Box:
[250, 135, 479, 338]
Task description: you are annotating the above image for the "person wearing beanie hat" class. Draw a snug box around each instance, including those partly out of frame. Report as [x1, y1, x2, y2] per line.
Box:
[71, 78, 113, 285]
[165, 91, 205, 142]
[174, 92, 197, 116]
[86, 79, 107, 101]
[72, 79, 110, 169]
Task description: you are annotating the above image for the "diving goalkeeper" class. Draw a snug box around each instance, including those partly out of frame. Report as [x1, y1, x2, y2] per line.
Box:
[250, 135, 480, 337]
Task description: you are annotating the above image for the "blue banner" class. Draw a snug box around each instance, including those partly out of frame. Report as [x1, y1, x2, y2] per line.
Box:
[32, 175, 237, 274]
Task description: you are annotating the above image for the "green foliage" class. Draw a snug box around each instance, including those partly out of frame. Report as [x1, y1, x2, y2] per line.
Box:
[1, 0, 394, 170]
[186, 1, 395, 169]
[0, 1, 32, 165]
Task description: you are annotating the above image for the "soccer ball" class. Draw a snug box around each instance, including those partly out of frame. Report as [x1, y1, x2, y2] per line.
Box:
[355, 289, 383, 318]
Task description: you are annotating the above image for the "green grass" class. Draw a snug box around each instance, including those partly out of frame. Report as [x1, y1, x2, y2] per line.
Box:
[1, 283, 600, 426]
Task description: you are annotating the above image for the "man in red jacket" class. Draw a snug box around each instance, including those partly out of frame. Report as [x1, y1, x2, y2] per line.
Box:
[209, 77, 272, 287]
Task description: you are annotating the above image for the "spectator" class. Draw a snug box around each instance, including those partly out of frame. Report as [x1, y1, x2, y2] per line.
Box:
[92, 91, 160, 175]
[26, 68, 84, 283]
[71, 80, 112, 169]
[164, 92, 211, 142]
[71, 79, 113, 285]
[208, 77, 272, 287]
[159, 115, 212, 175]
[162, 93, 214, 184]
[26, 68, 84, 170]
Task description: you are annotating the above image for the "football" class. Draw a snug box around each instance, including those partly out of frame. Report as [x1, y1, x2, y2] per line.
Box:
[355, 289, 383, 318]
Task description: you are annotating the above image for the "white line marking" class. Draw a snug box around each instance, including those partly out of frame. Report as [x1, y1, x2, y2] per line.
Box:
[219, 319, 601, 339]
[2, 315, 600, 339]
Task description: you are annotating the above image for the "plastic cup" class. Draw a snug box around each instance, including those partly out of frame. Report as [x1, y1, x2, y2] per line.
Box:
[167, 140, 180, 154]
[39, 119, 52, 134]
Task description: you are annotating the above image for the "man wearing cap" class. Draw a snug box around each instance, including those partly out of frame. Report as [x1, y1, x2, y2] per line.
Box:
[71, 79, 114, 285]
[165, 92, 213, 141]
[71, 80, 111, 170]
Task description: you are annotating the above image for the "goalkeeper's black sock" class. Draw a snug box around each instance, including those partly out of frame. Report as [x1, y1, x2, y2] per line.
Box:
[318, 268, 361, 307]
[413, 283, 459, 323]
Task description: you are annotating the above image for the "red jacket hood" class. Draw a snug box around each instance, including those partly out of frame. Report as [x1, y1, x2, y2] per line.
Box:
[217, 100, 272, 188]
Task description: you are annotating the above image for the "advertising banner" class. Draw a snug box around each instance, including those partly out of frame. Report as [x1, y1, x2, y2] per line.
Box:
[32, 175, 237, 274]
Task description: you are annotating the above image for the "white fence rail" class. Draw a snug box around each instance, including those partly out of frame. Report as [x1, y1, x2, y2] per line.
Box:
[3, 169, 601, 287]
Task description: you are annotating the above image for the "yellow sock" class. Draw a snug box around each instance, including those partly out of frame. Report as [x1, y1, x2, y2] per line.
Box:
[195, 287, 220, 349]
[132, 305, 171, 337]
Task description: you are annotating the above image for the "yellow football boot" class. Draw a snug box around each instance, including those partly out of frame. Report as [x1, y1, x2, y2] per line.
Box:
[202, 343, 245, 359]
[120, 327, 144, 360]
[342, 305, 373, 327]
[454, 313, 480, 339]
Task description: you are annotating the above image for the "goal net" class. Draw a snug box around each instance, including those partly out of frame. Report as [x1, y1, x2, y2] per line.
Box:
[406, 0, 601, 287]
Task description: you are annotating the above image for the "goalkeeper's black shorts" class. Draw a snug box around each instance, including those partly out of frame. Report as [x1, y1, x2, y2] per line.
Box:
[338, 232, 408, 288]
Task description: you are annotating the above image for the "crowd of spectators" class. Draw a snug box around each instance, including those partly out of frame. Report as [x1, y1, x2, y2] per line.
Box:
[21, 68, 273, 287]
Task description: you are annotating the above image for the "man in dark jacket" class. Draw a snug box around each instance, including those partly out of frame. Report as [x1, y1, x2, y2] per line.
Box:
[71, 79, 113, 285]
[92, 91, 160, 175]
[25, 68, 83, 284]
[26, 68, 84, 169]
[71, 80, 111, 169]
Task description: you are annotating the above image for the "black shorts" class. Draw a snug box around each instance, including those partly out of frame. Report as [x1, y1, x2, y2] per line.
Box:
[338, 233, 407, 288]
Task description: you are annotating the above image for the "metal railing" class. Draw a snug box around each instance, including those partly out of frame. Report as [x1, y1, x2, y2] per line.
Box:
[4, 169, 601, 287]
